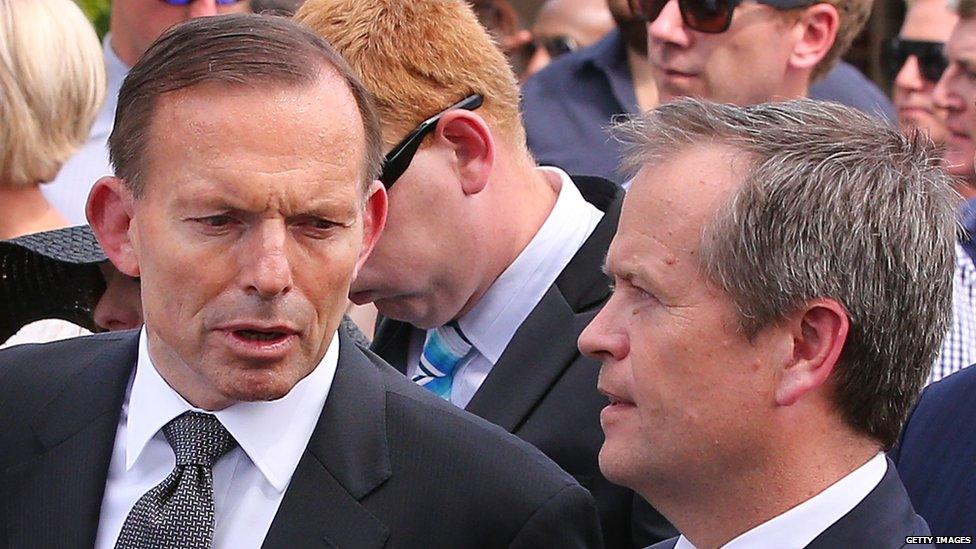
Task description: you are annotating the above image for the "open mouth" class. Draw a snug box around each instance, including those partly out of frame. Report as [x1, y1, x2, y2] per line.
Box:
[235, 329, 288, 342]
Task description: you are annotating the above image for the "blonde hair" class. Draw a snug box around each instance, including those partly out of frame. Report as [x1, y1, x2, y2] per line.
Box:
[296, 0, 525, 149]
[0, 0, 106, 188]
[812, 0, 874, 80]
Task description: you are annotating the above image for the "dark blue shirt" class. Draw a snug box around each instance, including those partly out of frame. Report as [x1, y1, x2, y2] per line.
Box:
[522, 29, 895, 185]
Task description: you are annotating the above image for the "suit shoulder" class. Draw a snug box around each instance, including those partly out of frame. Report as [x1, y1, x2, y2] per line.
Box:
[0, 331, 133, 415]
[381, 374, 580, 493]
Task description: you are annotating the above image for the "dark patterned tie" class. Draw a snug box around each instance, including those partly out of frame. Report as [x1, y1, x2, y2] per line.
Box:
[115, 412, 237, 549]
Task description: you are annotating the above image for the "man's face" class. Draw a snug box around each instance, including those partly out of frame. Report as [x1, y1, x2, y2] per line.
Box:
[129, 75, 379, 409]
[892, 0, 956, 145]
[349, 146, 485, 330]
[578, 144, 783, 496]
[935, 17, 976, 180]
[111, 0, 249, 66]
[646, 0, 798, 103]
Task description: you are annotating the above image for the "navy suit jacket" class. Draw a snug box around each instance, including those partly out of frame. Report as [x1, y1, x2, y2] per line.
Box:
[647, 460, 931, 548]
[892, 365, 976, 542]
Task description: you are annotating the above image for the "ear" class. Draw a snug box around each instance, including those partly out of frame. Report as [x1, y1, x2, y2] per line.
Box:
[354, 180, 388, 274]
[775, 299, 849, 406]
[787, 3, 839, 73]
[86, 176, 141, 278]
[434, 110, 495, 196]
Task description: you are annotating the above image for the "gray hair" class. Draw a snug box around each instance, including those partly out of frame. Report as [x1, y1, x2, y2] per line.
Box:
[616, 98, 957, 449]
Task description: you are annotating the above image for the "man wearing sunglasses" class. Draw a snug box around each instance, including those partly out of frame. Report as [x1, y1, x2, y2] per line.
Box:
[298, 0, 676, 547]
[636, 0, 870, 106]
[41, 0, 248, 228]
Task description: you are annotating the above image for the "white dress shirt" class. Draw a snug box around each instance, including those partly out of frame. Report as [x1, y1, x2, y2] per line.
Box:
[674, 453, 888, 549]
[94, 327, 339, 549]
[43, 34, 128, 225]
[407, 167, 604, 408]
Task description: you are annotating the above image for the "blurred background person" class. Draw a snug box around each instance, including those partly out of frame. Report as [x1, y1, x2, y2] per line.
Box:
[521, 0, 616, 79]
[887, 0, 956, 145]
[250, 0, 305, 15]
[0, 0, 104, 240]
[0, 226, 142, 348]
[927, 0, 976, 383]
[42, 0, 248, 227]
[522, 0, 657, 183]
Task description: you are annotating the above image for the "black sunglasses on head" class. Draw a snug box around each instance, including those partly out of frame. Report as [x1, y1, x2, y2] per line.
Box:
[629, 0, 815, 34]
[882, 38, 948, 83]
[379, 94, 485, 188]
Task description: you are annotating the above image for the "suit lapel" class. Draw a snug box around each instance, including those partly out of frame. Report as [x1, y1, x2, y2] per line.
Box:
[465, 184, 621, 431]
[263, 331, 391, 549]
[4, 332, 137, 548]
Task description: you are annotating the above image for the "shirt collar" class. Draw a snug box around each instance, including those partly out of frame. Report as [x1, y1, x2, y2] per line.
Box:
[96, 33, 130, 137]
[125, 326, 339, 492]
[457, 167, 602, 363]
[675, 453, 887, 549]
[583, 29, 639, 115]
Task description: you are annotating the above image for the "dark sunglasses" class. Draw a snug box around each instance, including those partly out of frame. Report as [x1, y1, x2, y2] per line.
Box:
[159, 0, 243, 5]
[882, 38, 948, 83]
[628, 0, 815, 34]
[379, 94, 484, 188]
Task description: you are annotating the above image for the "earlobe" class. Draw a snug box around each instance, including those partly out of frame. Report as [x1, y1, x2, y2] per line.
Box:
[86, 176, 141, 278]
[788, 4, 839, 72]
[775, 300, 849, 406]
[436, 111, 494, 196]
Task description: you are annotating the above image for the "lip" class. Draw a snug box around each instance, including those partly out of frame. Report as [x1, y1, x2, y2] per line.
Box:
[898, 106, 932, 117]
[216, 323, 300, 361]
[598, 386, 636, 420]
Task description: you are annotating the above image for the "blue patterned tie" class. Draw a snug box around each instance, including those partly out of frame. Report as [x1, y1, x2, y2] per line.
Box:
[412, 321, 474, 400]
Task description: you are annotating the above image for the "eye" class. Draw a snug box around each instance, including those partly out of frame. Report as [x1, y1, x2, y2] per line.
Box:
[293, 216, 340, 238]
[197, 215, 235, 227]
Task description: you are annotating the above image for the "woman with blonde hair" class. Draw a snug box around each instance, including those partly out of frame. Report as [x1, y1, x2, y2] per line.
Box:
[0, 0, 105, 239]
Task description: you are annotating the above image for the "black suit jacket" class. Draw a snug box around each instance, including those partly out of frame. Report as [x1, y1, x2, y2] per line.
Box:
[0, 330, 603, 548]
[892, 365, 976, 544]
[647, 460, 931, 549]
[372, 176, 674, 548]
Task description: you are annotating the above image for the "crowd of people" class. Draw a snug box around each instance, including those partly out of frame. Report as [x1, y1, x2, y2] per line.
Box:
[0, 0, 974, 547]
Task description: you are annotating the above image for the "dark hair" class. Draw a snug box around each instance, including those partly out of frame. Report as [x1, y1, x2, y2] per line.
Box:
[109, 13, 382, 197]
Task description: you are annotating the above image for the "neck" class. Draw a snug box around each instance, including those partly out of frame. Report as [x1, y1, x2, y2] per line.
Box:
[626, 46, 658, 112]
[650, 435, 878, 548]
[0, 185, 67, 239]
[455, 153, 558, 318]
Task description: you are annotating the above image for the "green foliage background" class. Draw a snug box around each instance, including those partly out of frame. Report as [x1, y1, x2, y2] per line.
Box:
[75, 0, 111, 38]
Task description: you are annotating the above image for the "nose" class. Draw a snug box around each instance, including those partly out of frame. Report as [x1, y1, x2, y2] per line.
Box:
[933, 63, 963, 112]
[894, 56, 926, 92]
[188, 0, 219, 17]
[93, 265, 143, 332]
[243, 222, 294, 299]
[648, 0, 690, 48]
[578, 297, 630, 364]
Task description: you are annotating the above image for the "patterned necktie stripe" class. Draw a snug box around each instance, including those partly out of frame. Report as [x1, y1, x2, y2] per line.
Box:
[115, 412, 237, 549]
[413, 322, 474, 400]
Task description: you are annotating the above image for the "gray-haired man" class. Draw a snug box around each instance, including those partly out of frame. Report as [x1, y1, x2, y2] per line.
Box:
[579, 98, 956, 548]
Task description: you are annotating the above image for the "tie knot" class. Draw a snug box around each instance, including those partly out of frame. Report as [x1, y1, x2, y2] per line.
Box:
[163, 412, 237, 468]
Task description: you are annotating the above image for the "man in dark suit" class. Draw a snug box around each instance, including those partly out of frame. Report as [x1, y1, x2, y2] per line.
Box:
[0, 14, 602, 548]
[579, 99, 956, 548]
[892, 365, 976, 541]
[295, 1, 674, 546]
